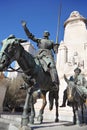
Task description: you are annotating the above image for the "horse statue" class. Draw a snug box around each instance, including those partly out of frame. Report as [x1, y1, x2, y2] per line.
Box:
[20, 81, 47, 124]
[20, 75, 58, 124]
[64, 77, 87, 125]
[0, 36, 59, 126]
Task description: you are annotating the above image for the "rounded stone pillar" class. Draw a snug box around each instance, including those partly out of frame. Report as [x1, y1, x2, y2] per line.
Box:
[56, 42, 67, 71]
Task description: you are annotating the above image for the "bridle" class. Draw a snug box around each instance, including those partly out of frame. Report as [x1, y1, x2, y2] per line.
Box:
[0, 49, 31, 73]
[67, 82, 76, 98]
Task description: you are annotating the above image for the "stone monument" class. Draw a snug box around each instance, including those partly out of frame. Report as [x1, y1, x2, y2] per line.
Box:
[2, 11, 87, 124]
[56, 11, 87, 122]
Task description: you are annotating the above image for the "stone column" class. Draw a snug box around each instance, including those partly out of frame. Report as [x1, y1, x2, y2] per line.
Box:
[56, 42, 67, 71]
[84, 43, 87, 70]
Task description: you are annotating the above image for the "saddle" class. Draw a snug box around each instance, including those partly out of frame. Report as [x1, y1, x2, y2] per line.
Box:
[35, 56, 49, 72]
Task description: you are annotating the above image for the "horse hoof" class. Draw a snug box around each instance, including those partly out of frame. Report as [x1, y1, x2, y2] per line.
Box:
[55, 118, 59, 122]
[29, 120, 34, 124]
[73, 122, 76, 125]
[29, 118, 34, 124]
[49, 104, 53, 110]
[40, 120, 43, 124]
[37, 115, 43, 124]
[29, 122, 34, 124]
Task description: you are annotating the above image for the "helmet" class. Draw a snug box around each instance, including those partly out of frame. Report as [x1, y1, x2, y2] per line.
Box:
[74, 67, 81, 73]
[8, 34, 16, 39]
[43, 31, 50, 37]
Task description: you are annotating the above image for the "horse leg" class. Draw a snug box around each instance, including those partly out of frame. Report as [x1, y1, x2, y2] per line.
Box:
[21, 88, 31, 126]
[29, 95, 35, 124]
[49, 91, 54, 110]
[37, 92, 47, 124]
[54, 91, 59, 122]
[73, 106, 76, 124]
[81, 105, 84, 125]
[72, 105, 77, 125]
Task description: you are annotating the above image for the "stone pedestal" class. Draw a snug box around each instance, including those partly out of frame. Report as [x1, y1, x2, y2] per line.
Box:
[0, 78, 8, 112]
[8, 123, 31, 130]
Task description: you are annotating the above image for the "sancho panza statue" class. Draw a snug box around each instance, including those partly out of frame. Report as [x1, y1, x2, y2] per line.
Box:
[21, 21, 59, 90]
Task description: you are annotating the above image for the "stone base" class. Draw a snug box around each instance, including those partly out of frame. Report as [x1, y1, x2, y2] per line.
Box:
[8, 123, 31, 130]
[0, 79, 8, 112]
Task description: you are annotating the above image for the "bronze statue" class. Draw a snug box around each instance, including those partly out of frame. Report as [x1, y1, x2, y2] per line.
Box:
[0, 35, 59, 127]
[21, 21, 60, 90]
[60, 67, 87, 107]
[63, 75, 87, 124]
[20, 74, 59, 124]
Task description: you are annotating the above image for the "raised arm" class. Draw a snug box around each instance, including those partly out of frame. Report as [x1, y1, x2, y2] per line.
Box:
[21, 21, 40, 43]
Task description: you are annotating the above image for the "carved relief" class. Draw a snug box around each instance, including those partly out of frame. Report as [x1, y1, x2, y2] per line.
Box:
[70, 11, 80, 18]
[67, 51, 84, 68]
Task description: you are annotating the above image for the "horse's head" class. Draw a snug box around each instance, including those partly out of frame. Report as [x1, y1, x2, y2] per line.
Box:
[0, 37, 26, 71]
[64, 75, 76, 102]
[67, 81, 76, 102]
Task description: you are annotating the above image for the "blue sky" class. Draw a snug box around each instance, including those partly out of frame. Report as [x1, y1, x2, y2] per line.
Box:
[0, 0, 87, 49]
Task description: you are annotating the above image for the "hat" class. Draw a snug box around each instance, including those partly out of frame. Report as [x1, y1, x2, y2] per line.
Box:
[8, 34, 16, 39]
[43, 31, 50, 37]
[74, 67, 81, 73]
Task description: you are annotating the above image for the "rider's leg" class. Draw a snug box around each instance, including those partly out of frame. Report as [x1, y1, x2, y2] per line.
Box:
[49, 67, 60, 90]
[41, 57, 59, 90]
[76, 85, 87, 97]
[60, 89, 67, 107]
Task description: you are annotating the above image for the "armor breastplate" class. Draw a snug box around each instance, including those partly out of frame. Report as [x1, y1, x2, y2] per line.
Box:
[38, 39, 53, 50]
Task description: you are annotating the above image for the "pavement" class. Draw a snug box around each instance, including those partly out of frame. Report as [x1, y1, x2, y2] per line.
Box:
[0, 117, 87, 130]
[0, 112, 87, 130]
[30, 121, 87, 130]
[0, 99, 87, 130]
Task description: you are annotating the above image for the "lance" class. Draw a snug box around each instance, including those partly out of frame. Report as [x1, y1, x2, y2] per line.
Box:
[56, 2, 62, 44]
[54, 2, 62, 54]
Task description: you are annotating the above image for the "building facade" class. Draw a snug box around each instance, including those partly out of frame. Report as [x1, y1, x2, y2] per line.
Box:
[57, 11, 87, 77]
[56, 11, 87, 105]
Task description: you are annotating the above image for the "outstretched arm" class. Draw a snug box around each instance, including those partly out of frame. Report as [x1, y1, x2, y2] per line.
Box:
[21, 21, 40, 43]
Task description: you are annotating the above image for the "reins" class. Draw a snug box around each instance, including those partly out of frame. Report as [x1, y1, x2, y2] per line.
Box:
[1, 50, 31, 73]
[6, 66, 31, 73]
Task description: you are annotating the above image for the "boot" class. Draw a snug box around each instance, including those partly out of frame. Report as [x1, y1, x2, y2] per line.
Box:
[60, 97, 66, 107]
[60, 103, 66, 107]
[49, 68, 59, 91]
[60, 90, 67, 107]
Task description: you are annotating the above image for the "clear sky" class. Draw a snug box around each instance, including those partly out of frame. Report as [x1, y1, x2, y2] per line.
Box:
[0, 0, 87, 49]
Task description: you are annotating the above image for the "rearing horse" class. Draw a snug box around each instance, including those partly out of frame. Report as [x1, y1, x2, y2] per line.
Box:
[21, 73, 59, 124]
[0, 37, 59, 126]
